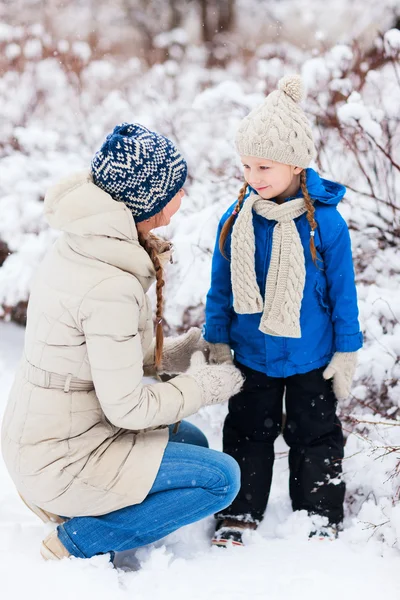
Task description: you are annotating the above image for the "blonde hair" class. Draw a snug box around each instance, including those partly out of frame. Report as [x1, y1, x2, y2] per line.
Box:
[299, 169, 319, 265]
[219, 170, 319, 265]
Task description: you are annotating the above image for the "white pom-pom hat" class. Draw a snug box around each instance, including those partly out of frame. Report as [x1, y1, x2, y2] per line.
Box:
[235, 74, 316, 168]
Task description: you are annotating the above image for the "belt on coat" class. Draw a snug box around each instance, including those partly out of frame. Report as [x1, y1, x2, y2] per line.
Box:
[22, 357, 95, 393]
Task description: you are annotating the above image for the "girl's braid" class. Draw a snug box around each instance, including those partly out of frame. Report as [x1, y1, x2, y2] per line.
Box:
[300, 169, 319, 266]
[138, 232, 167, 368]
[219, 181, 248, 259]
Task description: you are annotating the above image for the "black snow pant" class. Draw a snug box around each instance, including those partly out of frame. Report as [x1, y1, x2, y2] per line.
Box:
[216, 362, 345, 525]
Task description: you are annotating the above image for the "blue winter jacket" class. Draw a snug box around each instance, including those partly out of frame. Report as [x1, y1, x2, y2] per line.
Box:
[203, 168, 363, 378]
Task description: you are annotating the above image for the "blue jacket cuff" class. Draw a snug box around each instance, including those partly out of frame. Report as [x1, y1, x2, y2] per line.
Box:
[335, 331, 363, 352]
[202, 323, 230, 344]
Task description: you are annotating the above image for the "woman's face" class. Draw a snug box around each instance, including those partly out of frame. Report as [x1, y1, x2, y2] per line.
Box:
[137, 189, 184, 234]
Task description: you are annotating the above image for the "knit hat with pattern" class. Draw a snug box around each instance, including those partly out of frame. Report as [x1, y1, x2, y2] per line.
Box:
[235, 74, 316, 168]
[91, 123, 187, 222]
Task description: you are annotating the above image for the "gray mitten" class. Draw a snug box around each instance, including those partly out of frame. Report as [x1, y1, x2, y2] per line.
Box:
[187, 351, 244, 406]
[208, 342, 233, 365]
[160, 327, 208, 374]
[323, 351, 357, 401]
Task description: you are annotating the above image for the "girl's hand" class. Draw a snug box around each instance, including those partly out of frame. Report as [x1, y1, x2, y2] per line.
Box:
[323, 352, 358, 401]
[160, 327, 208, 374]
[208, 343, 233, 365]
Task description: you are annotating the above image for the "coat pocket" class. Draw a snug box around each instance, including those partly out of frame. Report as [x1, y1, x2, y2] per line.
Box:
[314, 274, 332, 316]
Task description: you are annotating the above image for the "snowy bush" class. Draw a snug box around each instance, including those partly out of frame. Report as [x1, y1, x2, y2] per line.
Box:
[343, 415, 400, 548]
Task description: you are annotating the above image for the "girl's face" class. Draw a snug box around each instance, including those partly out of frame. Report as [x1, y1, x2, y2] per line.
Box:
[137, 188, 184, 234]
[240, 156, 303, 203]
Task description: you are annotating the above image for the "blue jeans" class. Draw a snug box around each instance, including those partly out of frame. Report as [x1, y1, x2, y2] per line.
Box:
[57, 421, 240, 558]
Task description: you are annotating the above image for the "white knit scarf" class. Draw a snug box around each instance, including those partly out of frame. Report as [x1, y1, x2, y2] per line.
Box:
[231, 193, 307, 338]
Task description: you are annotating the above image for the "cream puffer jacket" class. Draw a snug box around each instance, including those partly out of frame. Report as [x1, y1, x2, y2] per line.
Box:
[1, 171, 202, 517]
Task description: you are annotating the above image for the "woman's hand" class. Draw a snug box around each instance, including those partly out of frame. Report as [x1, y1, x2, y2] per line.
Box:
[323, 352, 357, 401]
[160, 327, 208, 374]
[186, 351, 244, 406]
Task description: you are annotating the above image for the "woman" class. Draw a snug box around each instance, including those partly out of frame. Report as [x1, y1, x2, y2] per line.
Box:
[1, 123, 243, 560]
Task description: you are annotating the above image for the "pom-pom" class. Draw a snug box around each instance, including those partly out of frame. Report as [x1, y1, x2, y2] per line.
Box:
[278, 74, 304, 103]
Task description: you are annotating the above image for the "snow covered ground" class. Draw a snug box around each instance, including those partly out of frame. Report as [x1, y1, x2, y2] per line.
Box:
[1, 320, 399, 600]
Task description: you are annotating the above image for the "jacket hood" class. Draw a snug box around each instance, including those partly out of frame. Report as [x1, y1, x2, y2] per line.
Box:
[303, 168, 346, 206]
[44, 170, 136, 240]
[44, 171, 156, 288]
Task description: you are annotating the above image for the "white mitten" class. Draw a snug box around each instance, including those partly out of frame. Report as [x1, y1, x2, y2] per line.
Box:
[187, 351, 244, 406]
[322, 352, 357, 401]
[208, 343, 233, 365]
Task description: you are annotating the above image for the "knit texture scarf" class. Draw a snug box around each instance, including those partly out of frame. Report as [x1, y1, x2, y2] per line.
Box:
[231, 194, 307, 338]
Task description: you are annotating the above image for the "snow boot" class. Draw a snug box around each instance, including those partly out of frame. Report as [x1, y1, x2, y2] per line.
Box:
[40, 530, 71, 560]
[212, 525, 244, 548]
[212, 519, 257, 548]
[309, 524, 339, 541]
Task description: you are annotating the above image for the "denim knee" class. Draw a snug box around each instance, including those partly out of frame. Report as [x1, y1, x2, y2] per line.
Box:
[209, 451, 241, 509]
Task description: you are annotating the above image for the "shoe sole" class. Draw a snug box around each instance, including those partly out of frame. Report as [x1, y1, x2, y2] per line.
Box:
[211, 538, 244, 548]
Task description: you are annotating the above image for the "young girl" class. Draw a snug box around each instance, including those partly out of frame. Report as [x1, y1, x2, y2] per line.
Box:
[1, 123, 244, 560]
[203, 75, 363, 546]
